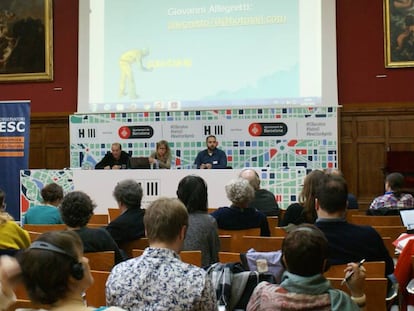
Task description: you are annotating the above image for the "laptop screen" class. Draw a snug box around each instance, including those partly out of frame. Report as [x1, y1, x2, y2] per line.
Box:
[400, 209, 414, 230]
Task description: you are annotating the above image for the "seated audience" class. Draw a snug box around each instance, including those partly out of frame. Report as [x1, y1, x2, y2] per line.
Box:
[194, 135, 227, 169]
[106, 197, 217, 310]
[280, 170, 325, 227]
[0, 255, 21, 310]
[177, 175, 220, 266]
[148, 139, 171, 169]
[239, 168, 280, 216]
[393, 239, 414, 310]
[95, 142, 130, 169]
[210, 178, 270, 236]
[23, 183, 64, 224]
[105, 180, 145, 248]
[247, 224, 366, 311]
[60, 191, 125, 264]
[18, 230, 125, 310]
[0, 189, 30, 254]
[324, 168, 359, 209]
[314, 174, 395, 280]
[369, 172, 414, 211]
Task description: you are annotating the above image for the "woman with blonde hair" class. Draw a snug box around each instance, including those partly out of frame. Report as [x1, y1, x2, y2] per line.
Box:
[149, 140, 171, 169]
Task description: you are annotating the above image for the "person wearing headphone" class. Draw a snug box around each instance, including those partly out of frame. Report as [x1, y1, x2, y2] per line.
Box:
[18, 230, 125, 311]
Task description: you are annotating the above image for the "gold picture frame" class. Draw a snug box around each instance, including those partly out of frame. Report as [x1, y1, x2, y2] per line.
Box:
[0, 0, 53, 82]
[384, 0, 414, 68]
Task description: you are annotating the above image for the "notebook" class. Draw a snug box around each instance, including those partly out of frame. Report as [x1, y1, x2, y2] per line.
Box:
[399, 209, 414, 230]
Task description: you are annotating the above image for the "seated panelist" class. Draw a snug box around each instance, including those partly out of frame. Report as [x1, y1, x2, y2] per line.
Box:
[194, 135, 227, 169]
[95, 142, 130, 170]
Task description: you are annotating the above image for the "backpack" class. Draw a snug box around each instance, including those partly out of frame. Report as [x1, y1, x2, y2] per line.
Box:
[206, 262, 275, 311]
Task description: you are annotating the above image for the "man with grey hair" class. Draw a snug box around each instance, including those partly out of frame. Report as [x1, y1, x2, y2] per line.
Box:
[239, 168, 280, 216]
[105, 179, 145, 248]
[210, 178, 270, 236]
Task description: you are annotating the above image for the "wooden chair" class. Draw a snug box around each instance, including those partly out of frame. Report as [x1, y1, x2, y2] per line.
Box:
[350, 215, 402, 226]
[219, 235, 232, 252]
[85, 270, 110, 308]
[119, 237, 149, 258]
[218, 228, 261, 252]
[108, 208, 121, 221]
[271, 226, 288, 237]
[27, 231, 41, 242]
[89, 214, 109, 224]
[345, 209, 365, 222]
[238, 236, 285, 253]
[382, 236, 397, 259]
[84, 251, 115, 271]
[373, 225, 406, 241]
[219, 251, 241, 263]
[266, 216, 279, 230]
[22, 224, 66, 233]
[132, 249, 202, 267]
[324, 261, 385, 279]
[86, 223, 105, 229]
[327, 277, 388, 311]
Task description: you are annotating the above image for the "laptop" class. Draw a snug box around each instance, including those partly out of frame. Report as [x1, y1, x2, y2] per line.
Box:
[127, 157, 151, 169]
[399, 209, 414, 231]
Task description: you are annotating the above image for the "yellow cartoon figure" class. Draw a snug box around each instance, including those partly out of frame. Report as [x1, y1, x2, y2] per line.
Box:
[119, 48, 151, 99]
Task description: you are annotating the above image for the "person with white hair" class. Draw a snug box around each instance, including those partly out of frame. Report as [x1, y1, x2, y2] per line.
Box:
[210, 178, 270, 236]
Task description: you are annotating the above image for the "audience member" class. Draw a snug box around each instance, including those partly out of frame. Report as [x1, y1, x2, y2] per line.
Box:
[148, 140, 171, 169]
[18, 230, 125, 311]
[194, 135, 227, 169]
[105, 180, 145, 248]
[106, 197, 217, 310]
[280, 170, 324, 227]
[393, 238, 414, 309]
[210, 178, 270, 236]
[314, 174, 395, 279]
[60, 191, 125, 264]
[324, 168, 359, 209]
[95, 143, 130, 170]
[0, 189, 30, 254]
[23, 183, 64, 224]
[177, 175, 220, 266]
[239, 168, 280, 216]
[369, 172, 414, 210]
[0, 255, 21, 310]
[247, 224, 366, 311]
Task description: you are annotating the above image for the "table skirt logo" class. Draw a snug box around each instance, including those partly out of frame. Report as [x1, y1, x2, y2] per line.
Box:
[118, 126, 154, 139]
[248, 123, 287, 136]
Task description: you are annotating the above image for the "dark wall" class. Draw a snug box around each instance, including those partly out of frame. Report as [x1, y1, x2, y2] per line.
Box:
[0, 1, 412, 113]
[336, 0, 413, 104]
[0, 0, 78, 113]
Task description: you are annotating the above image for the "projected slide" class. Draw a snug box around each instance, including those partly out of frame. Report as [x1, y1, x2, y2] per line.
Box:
[79, 0, 328, 112]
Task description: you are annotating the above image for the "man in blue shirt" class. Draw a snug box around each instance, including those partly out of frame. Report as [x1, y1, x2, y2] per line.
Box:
[194, 135, 227, 169]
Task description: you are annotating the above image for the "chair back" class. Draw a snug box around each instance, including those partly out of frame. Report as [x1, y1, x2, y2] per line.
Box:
[266, 216, 279, 230]
[219, 235, 232, 252]
[89, 214, 109, 224]
[373, 225, 407, 241]
[271, 227, 288, 237]
[239, 236, 284, 253]
[27, 231, 41, 242]
[108, 208, 121, 221]
[85, 270, 110, 308]
[84, 251, 115, 271]
[350, 215, 402, 226]
[218, 228, 261, 252]
[119, 237, 149, 258]
[22, 224, 66, 233]
[132, 249, 202, 267]
[219, 251, 241, 263]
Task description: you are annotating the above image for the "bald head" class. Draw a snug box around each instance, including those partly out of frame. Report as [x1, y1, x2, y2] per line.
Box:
[239, 169, 260, 190]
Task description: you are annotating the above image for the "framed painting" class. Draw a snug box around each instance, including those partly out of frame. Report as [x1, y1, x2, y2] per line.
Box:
[384, 0, 414, 68]
[0, 0, 53, 82]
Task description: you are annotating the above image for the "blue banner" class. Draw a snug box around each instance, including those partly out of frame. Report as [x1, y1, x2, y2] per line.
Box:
[0, 101, 30, 221]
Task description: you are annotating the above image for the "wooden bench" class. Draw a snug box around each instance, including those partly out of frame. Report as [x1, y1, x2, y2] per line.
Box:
[372, 225, 406, 241]
[108, 208, 121, 221]
[85, 270, 110, 308]
[350, 215, 402, 226]
[324, 261, 385, 279]
[119, 238, 149, 258]
[218, 228, 261, 252]
[238, 236, 285, 253]
[84, 251, 115, 271]
[218, 251, 241, 263]
[89, 214, 109, 224]
[22, 224, 66, 233]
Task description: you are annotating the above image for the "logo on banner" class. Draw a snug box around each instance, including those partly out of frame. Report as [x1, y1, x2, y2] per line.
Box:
[78, 128, 96, 138]
[118, 126, 154, 139]
[248, 123, 288, 136]
[203, 124, 224, 136]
